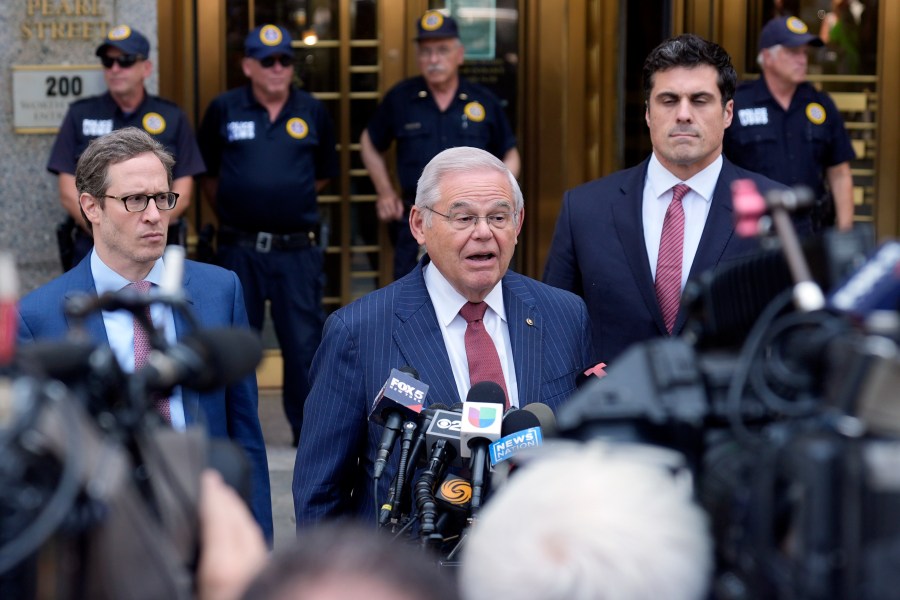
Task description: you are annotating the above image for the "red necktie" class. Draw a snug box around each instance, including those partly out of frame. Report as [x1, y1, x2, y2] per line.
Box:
[459, 301, 509, 410]
[655, 184, 690, 334]
[129, 280, 170, 422]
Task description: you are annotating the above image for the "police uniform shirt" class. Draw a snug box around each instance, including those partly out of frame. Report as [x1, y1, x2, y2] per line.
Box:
[198, 85, 339, 233]
[724, 78, 856, 200]
[47, 91, 206, 179]
[365, 75, 517, 200]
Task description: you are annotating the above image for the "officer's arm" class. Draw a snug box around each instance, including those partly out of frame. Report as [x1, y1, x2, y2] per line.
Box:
[200, 176, 218, 211]
[58, 173, 90, 231]
[360, 129, 404, 222]
[168, 176, 193, 220]
[503, 147, 522, 179]
[826, 161, 854, 231]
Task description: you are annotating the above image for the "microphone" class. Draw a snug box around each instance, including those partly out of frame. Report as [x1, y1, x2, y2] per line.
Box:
[828, 241, 900, 319]
[0, 252, 18, 365]
[160, 245, 186, 297]
[523, 402, 558, 438]
[460, 381, 505, 513]
[369, 367, 429, 480]
[139, 328, 262, 392]
[423, 407, 464, 468]
[489, 410, 542, 467]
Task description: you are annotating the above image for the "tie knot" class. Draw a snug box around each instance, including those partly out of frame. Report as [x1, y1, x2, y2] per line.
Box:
[671, 184, 691, 204]
[460, 301, 488, 323]
[128, 280, 152, 294]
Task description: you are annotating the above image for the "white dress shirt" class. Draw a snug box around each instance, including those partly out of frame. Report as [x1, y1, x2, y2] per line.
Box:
[423, 262, 520, 408]
[91, 250, 186, 428]
[643, 153, 723, 291]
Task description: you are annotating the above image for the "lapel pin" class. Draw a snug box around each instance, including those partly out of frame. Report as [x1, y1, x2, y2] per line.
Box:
[526, 317, 534, 326]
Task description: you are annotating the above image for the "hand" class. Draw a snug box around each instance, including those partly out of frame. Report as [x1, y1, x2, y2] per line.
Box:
[376, 193, 405, 222]
[197, 470, 268, 600]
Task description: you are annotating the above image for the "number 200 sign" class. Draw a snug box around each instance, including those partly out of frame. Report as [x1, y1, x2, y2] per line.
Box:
[13, 64, 106, 133]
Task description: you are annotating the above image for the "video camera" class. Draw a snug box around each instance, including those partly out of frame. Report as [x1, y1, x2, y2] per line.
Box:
[556, 182, 900, 599]
[0, 247, 262, 600]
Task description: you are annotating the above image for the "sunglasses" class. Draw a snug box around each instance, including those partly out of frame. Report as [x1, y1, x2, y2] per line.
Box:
[100, 54, 141, 69]
[259, 55, 294, 68]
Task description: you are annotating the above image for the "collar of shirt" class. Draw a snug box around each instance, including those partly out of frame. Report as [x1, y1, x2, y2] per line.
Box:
[643, 153, 723, 287]
[422, 261, 519, 407]
[90, 250, 186, 427]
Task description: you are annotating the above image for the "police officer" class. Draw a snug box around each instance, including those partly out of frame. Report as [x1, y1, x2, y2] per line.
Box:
[47, 25, 205, 270]
[724, 16, 856, 231]
[360, 10, 520, 279]
[198, 24, 338, 446]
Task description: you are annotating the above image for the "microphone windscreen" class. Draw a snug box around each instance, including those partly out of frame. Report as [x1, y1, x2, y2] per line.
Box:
[427, 402, 450, 412]
[523, 403, 558, 437]
[501, 410, 540, 437]
[466, 381, 506, 405]
[399, 365, 420, 380]
[16, 339, 96, 381]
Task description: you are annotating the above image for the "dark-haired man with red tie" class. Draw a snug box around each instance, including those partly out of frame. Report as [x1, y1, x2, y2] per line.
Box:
[544, 34, 786, 365]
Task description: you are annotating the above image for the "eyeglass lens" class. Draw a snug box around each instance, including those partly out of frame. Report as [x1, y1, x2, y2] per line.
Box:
[101, 54, 139, 69]
[260, 55, 294, 68]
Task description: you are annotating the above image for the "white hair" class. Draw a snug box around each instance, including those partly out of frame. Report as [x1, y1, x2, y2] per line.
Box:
[461, 441, 713, 600]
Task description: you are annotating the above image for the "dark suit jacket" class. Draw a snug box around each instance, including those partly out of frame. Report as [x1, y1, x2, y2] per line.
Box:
[543, 156, 785, 364]
[16, 256, 274, 540]
[292, 259, 594, 527]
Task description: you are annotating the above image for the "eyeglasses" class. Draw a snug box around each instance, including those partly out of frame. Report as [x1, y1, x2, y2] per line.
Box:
[100, 54, 141, 69]
[103, 192, 179, 212]
[424, 207, 515, 230]
[417, 45, 456, 59]
[259, 55, 294, 68]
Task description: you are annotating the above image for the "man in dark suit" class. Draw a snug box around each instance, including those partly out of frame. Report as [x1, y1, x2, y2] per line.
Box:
[293, 146, 593, 526]
[17, 127, 273, 540]
[544, 34, 786, 365]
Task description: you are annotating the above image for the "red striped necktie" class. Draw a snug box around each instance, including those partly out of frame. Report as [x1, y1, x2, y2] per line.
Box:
[655, 184, 690, 334]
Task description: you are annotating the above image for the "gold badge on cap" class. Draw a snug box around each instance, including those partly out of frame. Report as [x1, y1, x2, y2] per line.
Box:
[286, 117, 309, 139]
[142, 112, 166, 135]
[260, 24, 283, 46]
[786, 17, 808, 34]
[108, 25, 132, 41]
[421, 11, 445, 31]
[805, 102, 826, 125]
[464, 101, 486, 122]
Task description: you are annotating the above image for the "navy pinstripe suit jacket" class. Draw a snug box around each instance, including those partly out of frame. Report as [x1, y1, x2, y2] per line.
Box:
[292, 258, 594, 527]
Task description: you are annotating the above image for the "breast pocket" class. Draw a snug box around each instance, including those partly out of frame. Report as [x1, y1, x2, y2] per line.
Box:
[806, 122, 829, 165]
[460, 120, 491, 148]
[395, 123, 433, 168]
[731, 127, 780, 173]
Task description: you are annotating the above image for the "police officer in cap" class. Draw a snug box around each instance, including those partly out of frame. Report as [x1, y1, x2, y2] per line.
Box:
[47, 24, 205, 270]
[724, 15, 856, 231]
[198, 24, 338, 447]
[360, 10, 520, 280]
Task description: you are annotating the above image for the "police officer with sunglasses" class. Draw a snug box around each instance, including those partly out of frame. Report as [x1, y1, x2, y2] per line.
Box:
[47, 24, 205, 272]
[198, 25, 339, 447]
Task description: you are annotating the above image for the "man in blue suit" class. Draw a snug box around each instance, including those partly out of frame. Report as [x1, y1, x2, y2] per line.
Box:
[544, 34, 788, 365]
[17, 127, 273, 540]
[293, 147, 594, 526]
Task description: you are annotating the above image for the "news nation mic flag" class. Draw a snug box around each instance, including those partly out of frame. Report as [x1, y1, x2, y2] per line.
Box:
[489, 427, 543, 467]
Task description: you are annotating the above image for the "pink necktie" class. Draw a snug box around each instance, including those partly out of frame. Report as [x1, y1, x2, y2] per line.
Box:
[459, 302, 509, 410]
[655, 184, 690, 334]
[129, 280, 170, 422]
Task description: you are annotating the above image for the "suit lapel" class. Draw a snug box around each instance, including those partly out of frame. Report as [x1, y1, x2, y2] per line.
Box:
[502, 273, 541, 407]
[392, 266, 458, 406]
[63, 258, 109, 345]
[177, 264, 200, 424]
[611, 159, 668, 334]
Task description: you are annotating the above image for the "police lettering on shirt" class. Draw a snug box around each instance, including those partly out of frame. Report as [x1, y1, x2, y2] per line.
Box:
[737, 107, 769, 127]
[82, 119, 113, 137]
[227, 121, 256, 141]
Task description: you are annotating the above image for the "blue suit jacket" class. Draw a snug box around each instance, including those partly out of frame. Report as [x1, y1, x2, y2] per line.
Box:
[543, 156, 785, 364]
[292, 260, 594, 526]
[16, 256, 274, 540]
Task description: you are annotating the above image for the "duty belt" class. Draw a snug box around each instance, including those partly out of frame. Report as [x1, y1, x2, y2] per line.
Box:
[218, 226, 317, 253]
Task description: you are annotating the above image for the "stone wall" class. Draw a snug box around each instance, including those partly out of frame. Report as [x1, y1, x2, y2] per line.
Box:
[1, 1, 157, 293]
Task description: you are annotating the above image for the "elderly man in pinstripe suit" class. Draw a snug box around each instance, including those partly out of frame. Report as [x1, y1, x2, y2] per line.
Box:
[293, 147, 594, 526]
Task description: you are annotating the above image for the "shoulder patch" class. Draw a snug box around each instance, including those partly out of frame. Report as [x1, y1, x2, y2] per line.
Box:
[464, 101, 486, 122]
[142, 112, 166, 135]
[805, 102, 826, 125]
[286, 117, 309, 139]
